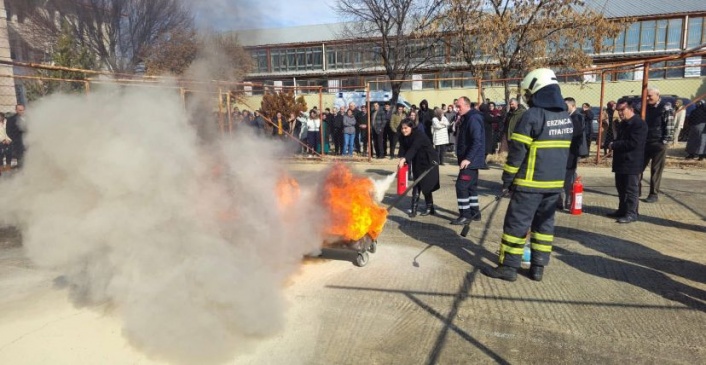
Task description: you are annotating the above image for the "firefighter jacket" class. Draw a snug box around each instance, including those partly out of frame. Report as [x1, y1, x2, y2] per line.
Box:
[455, 109, 486, 169]
[502, 88, 571, 193]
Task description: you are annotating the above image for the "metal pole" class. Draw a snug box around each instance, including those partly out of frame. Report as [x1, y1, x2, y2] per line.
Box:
[366, 82, 372, 161]
[477, 78, 483, 105]
[596, 71, 606, 164]
[226, 91, 232, 135]
[640, 62, 650, 120]
[319, 86, 324, 156]
[84, 80, 90, 95]
[180, 88, 186, 111]
[218, 88, 225, 135]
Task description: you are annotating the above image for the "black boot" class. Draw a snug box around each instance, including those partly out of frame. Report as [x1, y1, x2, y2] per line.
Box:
[481, 265, 518, 282]
[529, 265, 544, 281]
[408, 194, 419, 218]
[420, 204, 435, 216]
[420, 196, 435, 216]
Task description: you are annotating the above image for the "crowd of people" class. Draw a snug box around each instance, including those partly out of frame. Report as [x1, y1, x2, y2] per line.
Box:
[0, 104, 26, 171]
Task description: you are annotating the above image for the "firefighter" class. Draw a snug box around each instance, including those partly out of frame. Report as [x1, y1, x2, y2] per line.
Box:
[482, 68, 572, 282]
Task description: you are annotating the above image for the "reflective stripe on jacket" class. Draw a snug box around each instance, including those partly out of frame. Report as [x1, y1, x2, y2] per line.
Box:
[502, 107, 572, 193]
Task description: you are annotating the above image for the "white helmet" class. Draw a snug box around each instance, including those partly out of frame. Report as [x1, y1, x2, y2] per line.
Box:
[521, 68, 558, 95]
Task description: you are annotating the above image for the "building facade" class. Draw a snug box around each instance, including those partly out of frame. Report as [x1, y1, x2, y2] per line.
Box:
[235, 0, 706, 104]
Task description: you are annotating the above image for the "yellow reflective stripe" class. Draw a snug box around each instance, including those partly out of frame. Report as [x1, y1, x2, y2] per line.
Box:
[531, 232, 554, 241]
[527, 146, 537, 180]
[503, 164, 519, 174]
[501, 244, 525, 255]
[514, 179, 565, 189]
[510, 133, 533, 146]
[531, 140, 571, 148]
[502, 233, 526, 245]
[531, 242, 552, 253]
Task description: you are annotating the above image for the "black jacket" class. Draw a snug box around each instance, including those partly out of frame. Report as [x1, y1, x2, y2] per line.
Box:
[6, 114, 24, 153]
[418, 100, 433, 139]
[399, 130, 440, 194]
[502, 84, 571, 193]
[566, 110, 585, 170]
[612, 114, 647, 175]
[455, 109, 486, 169]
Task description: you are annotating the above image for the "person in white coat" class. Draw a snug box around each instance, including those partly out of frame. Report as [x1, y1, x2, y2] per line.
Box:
[431, 107, 450, 165]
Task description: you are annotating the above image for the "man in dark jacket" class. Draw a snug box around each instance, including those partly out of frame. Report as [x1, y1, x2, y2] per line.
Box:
[418, 99, 434, 141]
[450, 96, 486, 225]
[332, 107, 344, 155]
[483, 68, 571, 282]
[371, 103, 387, 158]
[641, 87, 675, 203]
[559, 97, 587, 211]
[6, 104, 26, 168]
[607, 98, 647, 223]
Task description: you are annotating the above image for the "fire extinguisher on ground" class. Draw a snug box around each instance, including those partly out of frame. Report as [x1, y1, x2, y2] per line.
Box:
[397, 164, 409, 195]
[571, 176, 583, 215]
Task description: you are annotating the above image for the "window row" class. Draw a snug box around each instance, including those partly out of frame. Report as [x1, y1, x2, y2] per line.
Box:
[249, 16, 706, 74]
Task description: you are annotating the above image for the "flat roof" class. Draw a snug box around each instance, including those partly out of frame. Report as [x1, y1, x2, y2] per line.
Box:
[235, 1, 706, 48]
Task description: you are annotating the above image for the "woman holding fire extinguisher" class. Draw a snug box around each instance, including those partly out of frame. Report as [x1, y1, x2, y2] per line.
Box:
[398, 120, 440, 218]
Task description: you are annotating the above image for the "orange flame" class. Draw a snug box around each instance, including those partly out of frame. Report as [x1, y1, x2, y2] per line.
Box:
[321, 163, 388, 241]
[276, 175, 300, 211]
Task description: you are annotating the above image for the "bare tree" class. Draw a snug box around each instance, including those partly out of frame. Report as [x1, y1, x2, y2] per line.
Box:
[335, 0, 447, 106]
[13, 0, 195, 73]
[447, 0, 625, 102]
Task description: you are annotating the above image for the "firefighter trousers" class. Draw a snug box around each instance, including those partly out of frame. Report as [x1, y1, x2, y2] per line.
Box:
[499, 191, 559, 269]
[455, 168, 479, 218]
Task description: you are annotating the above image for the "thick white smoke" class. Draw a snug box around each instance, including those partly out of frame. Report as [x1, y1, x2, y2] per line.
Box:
[0, 86, 325, 364]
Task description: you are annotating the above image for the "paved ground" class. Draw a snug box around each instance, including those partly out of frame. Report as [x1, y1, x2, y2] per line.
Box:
[1, 161, 705, 364]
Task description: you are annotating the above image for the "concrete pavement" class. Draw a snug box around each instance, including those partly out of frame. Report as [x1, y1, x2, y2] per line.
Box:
[0, 162, 704, 364]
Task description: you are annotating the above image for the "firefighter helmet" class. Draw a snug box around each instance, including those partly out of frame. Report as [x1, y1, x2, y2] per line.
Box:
[521, 68, 559, 96]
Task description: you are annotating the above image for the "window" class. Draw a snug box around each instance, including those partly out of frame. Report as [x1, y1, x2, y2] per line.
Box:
[666, 19, 683, 50]
[656, 20, 668, 51]
[268, 46, 325, 72]
[614, 29, 625, 53]
[625, 22, 640, 52]
[687, 17, 704, 48]
[665, 60, 685, 78]
[640, 21, 656, 51]
[251, 50, 268, 73]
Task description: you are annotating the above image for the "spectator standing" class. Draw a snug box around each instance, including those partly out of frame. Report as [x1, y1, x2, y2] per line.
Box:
[343, 109, 357, 156]
[371, 103, 387, 159]
[418, 99, 433, 140]
[0, 113, 11, 167]
[6, 104, 25, 167]
[685, 100, 706, 160]
[358, 105, 369, 156]
[389, 105, 405, 158]
[641, 87, 675, 203]
[332, 107, 344, 155]
[431, 107, 450, 165]
[582, 103, 594, 152]
[306, 110, 321, 155]
[607, 98, 647, 223]
[444, 104, 457, 151]
[450, 97, 486, 226]
[559, 97, 587, 211]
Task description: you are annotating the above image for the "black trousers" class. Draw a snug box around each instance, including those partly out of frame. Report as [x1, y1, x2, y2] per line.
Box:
[615, 173, 640, 218]
[372, 130, 385, 158]
[500, 191, 559, 269]
[455, 168, 479, 218]
[333, 129, 343, 155]
[640, 141, 666, 197]
[388, 131, 399, 157]
[561, 168, 577, 207]
[435, 145, 445, 165]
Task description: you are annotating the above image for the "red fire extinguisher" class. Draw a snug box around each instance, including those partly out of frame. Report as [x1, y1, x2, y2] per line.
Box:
[397, 164, 409, 195]
[571, 176, 583, 215]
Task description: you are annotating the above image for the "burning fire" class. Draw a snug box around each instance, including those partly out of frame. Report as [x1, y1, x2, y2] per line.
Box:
[320, 163, 388, 241]
[276, 174, 300, 212]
